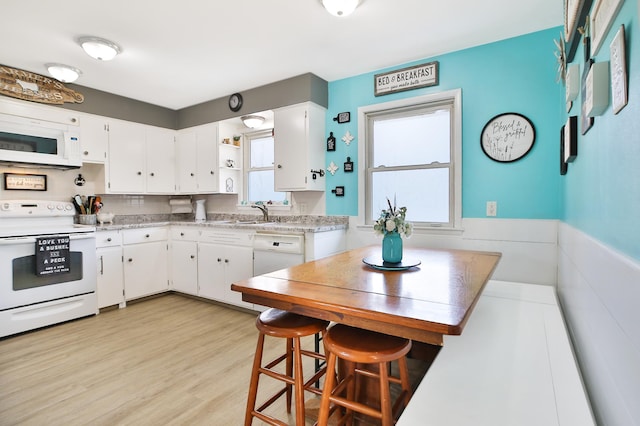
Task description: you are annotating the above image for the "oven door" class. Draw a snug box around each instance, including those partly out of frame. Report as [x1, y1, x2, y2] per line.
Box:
[0, 233, 96, 311]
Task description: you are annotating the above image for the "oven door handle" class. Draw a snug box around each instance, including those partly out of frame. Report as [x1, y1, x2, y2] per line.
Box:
[0, 233, 95, 244]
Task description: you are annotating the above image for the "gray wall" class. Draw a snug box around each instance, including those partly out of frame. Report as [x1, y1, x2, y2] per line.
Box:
[53, 73, 328, 130]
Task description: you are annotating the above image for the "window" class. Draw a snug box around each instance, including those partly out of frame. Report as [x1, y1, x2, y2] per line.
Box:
[360, 90, 461, 229]
[244, 129, 287, 204]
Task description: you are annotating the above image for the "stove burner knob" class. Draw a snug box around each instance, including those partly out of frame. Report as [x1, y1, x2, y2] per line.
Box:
[65, 204, 74, 211]
[2, 202, 10, 211]
[47, 204, 55, 210]
[57, 204, 64, 210]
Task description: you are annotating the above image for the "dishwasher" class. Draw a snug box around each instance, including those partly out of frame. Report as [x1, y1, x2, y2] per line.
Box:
[253, 232, 305, 276]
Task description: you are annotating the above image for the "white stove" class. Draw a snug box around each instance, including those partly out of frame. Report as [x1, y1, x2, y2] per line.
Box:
[0, 200, 94, 238]
[0, 200, 97, 338]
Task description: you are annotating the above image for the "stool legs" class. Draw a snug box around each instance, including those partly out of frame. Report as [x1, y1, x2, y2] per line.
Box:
[245, 333, 266, 426]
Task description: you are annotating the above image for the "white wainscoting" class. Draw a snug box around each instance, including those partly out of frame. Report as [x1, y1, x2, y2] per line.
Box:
[347, 217, 558, 286]
[558, 222, 640, 426]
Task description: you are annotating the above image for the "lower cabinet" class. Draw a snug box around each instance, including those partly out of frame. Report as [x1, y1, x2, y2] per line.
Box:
[170, 228, 199, 295]
[96, 230, 124, 309]
[197, 243, 253, 309]
[122, 227, 169, 301]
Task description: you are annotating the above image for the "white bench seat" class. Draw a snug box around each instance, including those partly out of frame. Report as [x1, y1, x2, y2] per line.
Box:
[397, 280, 595, 426]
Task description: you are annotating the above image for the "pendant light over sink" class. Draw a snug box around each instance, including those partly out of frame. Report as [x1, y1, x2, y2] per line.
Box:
[78, 36, 121, 61]
[322, 0, 360, 17]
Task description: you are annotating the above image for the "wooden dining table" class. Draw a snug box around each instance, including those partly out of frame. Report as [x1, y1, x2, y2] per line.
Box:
[231, 245, 502, 347]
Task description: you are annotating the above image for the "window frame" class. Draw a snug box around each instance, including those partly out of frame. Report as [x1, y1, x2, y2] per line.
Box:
[357, 89, 462, 232]
[242, 128, 291, 206]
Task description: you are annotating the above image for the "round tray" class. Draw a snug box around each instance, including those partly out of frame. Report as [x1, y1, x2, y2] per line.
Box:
[362, 256, 421, 271]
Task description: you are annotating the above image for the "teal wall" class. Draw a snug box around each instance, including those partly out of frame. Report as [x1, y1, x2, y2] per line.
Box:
[561, 0, 640, 261]
[325, 28, 564, 220]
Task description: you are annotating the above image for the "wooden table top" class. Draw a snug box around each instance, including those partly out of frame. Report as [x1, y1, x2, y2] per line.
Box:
[231, 245, 501, 346]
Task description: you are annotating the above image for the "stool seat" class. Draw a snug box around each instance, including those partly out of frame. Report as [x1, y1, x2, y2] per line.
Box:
[245, 308, 329, 426]
[257, 308, 328, 338]
[317, 325, 412, 426]
[324, 325, 411, 363]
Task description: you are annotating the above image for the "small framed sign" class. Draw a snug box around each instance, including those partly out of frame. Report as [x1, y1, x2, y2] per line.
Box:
[374, 61, 439, 96]
[4, 173, 47, 191]
[327, 132, 336, 151]
[333, 112, 351, 123]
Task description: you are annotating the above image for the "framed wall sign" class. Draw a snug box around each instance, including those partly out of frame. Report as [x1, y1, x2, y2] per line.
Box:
[333, 112, 350, 123]
[4, 173, 47, 190]
[560, 125, 568, 175]
[326, 132, 336, 151]
[564, 0, 594, 62]
[564, 116, 578, 163]
[480, 113, 536, 162]
[610, 25, 628, 114]
[581, 59, 595, 135]
[374, 61, 439, 96]
[591, 0, 624, 56]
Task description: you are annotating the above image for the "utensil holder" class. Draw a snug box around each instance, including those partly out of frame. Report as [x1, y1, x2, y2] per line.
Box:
[78, 214, 97, 225]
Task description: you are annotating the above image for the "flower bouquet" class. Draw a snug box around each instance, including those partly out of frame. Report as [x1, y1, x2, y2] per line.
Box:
[373, 197, 412, 263]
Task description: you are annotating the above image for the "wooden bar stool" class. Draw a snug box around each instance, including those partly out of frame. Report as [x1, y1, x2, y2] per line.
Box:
[245, 308, 329, 426]
[317, 325, 412, 426]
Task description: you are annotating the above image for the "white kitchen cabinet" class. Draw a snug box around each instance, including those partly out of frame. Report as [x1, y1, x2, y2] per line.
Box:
[170, 227, 200, 295]
[176, 123, 218, 193]
[197, 243, 253, 309]
[197, 229, 254, 309]
[96, 230, 124, 309]
[146, 127, 176, 193]
[122, 227, 169, 301]
[107, 120, 175, 194]
[79, 113, 109, 163]
[273, 102, 326, 191]
[107, 120, 147, 193]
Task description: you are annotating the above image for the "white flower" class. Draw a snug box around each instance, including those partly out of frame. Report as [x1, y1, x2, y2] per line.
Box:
[385, 219, 396, 232]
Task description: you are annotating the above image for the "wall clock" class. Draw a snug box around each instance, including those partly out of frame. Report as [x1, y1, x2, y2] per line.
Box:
[480, 112, 536, 163]
[228, 93, 243, 112]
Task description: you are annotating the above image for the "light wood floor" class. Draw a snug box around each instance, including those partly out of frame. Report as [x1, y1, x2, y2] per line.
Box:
[0, 294, 429, 426]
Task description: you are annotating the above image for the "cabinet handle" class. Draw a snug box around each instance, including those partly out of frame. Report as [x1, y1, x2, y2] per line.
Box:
[150, 172, 155, 177]
[107, 237, 112, 242]
[210, 171, 214, 175]
[83, 150, 89, 155]
[190, 173, 195, 177]
[277, 164, 282, 168]
[128, 258, 133, 262]
[145, 234, 150, 238]
[217, 258, 222, 262]
[225, 259, 229, 263]
[180, 232, 185, 236]
[137, 171, 142, 175]
[100, 256, 104, 275]
[190, 255, 195, 259]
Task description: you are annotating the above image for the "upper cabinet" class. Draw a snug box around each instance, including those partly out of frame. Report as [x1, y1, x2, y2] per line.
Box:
[273, 102, 325, 191]
[79, 114, 109, 163]
[176, 122, 219, 194]
[107, 120, 175, 194]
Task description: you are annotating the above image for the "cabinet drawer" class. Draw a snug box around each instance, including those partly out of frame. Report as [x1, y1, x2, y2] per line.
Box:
[171, 227, 200, 241]
[199, 229, 253, 247]
[123, 227, 168, 245]
[96, 230, 122, 248]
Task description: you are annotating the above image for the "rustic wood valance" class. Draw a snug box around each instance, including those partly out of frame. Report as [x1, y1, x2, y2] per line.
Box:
[0, 64, 84, 104]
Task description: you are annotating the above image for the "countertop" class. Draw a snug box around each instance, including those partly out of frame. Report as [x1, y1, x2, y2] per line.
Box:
[95, 217, 348, 234]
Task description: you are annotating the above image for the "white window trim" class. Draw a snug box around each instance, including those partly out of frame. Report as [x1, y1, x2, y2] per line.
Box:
[238, 128, 292, 210]
[357, 88, 463, 233]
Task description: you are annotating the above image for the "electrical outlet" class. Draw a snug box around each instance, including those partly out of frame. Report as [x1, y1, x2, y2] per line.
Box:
[486, 201, 497, 217]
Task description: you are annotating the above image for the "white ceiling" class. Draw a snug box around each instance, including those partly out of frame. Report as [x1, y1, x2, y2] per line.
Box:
[2, 0, 562, 110]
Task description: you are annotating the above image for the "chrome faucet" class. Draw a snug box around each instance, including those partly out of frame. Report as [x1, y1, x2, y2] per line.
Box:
[251, 204, 269, 222]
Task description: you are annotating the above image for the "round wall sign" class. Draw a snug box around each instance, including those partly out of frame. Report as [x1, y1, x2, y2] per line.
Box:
[480, 113, 536, 162]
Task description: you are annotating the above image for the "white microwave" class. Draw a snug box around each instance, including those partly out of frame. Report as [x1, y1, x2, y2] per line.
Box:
[0, 112, 82, 169]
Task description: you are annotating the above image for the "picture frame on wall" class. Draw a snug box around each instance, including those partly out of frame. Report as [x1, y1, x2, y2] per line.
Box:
[591, 0, 625, 57]
[581, 59, 595, 135]
[610, 25, 628, 114]
[560, 125, 568, 175]
[564, 0, 594, 62]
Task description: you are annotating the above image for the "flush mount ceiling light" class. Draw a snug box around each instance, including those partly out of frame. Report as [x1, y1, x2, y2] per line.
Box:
[78, 36, 121, 61]
[322, 0, 359, 17]
[45, 63, 82, 83]
[241, 115, 265, 128]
